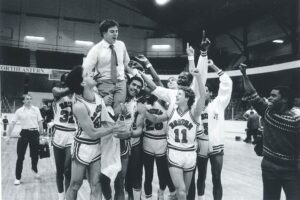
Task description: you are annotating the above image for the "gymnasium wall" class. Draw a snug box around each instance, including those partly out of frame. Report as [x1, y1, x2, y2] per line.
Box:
[0, 0, 158, 55]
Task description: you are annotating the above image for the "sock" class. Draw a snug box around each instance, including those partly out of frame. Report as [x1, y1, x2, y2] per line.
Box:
[133, 189, 141, 200]
[198, 195, 205, 200]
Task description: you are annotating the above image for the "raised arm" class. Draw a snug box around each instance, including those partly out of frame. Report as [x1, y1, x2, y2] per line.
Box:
[73, 102, 114, 139]
[191, 69, 206, 119]
[140, 72, 158, 92]
[209, 61, 233, 109]
[239, 64, 256, 94]
[134, 55, 164, 87]
[239, 64, 268, 116]
[190, 31, 210, 96]
[52, 87, 71, 99]
[140, 102, 168, 124]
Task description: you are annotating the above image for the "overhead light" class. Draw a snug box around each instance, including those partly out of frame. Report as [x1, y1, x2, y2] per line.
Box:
[75, 40, 94, 46]
[155, 0, 170, 6]
[24, 36, 45, 41]
[272, 39, 284, 44]
[152, 44, 171, 50]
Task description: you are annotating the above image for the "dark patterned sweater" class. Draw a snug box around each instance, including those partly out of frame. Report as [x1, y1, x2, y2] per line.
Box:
[244, 92, 300, 169]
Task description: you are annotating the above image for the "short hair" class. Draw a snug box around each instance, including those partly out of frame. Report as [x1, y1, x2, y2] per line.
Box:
[272, 85, 294, 109]
[178, 71, 193, 86]
[60, 72, 69, 83]
[178, 86, 195, 109]
[22, 94, 32, 101]
[99, 19, 119, 37]
[128, 76, 144, 88]
[65, 65, 83, 95]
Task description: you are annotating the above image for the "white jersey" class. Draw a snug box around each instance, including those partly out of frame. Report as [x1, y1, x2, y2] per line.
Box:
[53, 95, 76, 131]
[73, 93, 108, 145]
[124, 98, 140, 147]
[143, 102, 168, 156]
[167, 108, 200, 151]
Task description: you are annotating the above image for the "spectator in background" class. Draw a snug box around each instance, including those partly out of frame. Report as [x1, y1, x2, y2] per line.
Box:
[244, 110, 260, 143]
[6, 94, 44, 185]
[243, 106, 257, 120]
[2, 115, 9, 136]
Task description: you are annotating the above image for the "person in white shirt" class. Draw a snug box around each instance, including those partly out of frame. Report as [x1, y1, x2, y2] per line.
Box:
[6, 94, 44, 185]
[195, 61, 233, 200]
[83, 19, 136, 121]
[143, 68, 206, 200]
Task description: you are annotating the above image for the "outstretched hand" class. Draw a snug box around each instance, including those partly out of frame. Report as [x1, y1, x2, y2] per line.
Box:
[134, 54, 152, 70]
[239, 63, 247, 75]
[186, 43, 195, 56]
[200, 30, 211, 51]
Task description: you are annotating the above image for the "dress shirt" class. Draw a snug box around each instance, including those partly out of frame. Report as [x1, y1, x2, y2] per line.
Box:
[83, 39, 130, 80]
[12, 105, 43, 129]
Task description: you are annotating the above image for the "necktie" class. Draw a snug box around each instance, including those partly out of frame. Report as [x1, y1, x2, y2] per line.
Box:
[109, 44, 118, 83]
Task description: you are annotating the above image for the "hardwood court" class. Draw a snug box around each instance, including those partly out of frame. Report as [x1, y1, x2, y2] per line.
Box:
[1, 131, 286, 200]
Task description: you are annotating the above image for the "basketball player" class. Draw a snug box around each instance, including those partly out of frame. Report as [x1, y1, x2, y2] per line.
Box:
[51, 73, 76, 200]
[133, 54, 176, 200]
[123, 76, 146, 200]
[141, 32, 210, 114]
[100, 75, 145, 200]
[195, 61, 233, 200]
[64, 65, 124, 200]
[143, 68, 206, 200]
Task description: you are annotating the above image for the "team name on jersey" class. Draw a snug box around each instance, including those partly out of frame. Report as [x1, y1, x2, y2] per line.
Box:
[169, 119, 193, 130]
[201, 113, 208, 120]
[91, 105, 102, 128]
[148, 108, 163, 115]
[59, 101, 72, 110]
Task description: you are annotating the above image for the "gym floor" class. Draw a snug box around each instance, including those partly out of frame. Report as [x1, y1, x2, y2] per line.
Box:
[1, 129, 286, 200]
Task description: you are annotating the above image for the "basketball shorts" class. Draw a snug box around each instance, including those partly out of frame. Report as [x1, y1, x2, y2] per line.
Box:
[72, 140, 101, 165]
[197, 139, 209, 158]
[167, 148, 196, 172]
[143, 135, 167, 157]
[52, 129, 74, 148]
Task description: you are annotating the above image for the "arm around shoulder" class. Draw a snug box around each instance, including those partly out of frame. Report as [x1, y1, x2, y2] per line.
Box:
[73, 101, 113, 139]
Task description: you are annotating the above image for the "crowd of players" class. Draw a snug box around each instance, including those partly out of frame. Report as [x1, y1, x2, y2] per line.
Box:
[6, 19, 300, 200]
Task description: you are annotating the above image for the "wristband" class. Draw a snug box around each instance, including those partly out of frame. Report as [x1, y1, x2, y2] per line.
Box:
[200, 50, 207, 56]
[145, 63, 152, 68]
[188, 56, 194, 61]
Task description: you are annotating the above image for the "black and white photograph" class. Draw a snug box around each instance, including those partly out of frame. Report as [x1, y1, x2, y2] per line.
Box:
[1, 0, 300, 200]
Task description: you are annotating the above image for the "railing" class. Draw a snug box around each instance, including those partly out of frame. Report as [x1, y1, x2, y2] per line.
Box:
[1, 96, 13, 113]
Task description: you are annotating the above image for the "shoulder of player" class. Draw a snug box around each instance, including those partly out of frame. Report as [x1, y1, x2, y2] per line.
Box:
[73, 100, 86, 113]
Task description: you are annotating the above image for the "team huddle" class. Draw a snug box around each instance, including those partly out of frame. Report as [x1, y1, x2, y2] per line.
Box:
[7, 18, 300, 200]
